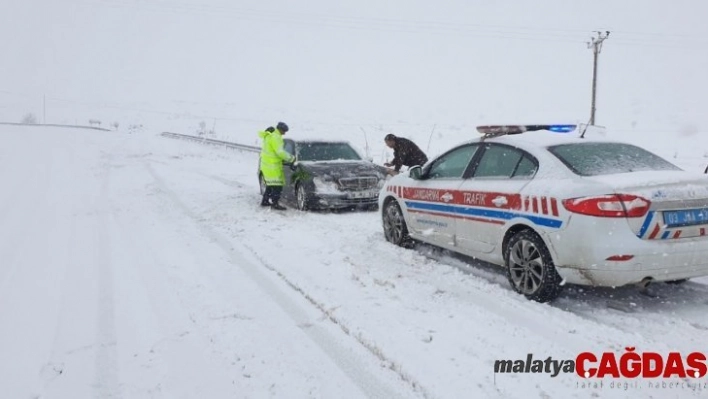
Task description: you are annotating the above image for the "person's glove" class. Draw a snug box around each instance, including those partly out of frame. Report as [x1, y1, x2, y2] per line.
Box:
[265, 126, 275, 133]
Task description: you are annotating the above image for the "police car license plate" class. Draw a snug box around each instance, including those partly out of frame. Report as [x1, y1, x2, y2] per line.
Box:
[347, 190, 378, 199]
[663, 208, 708, 227]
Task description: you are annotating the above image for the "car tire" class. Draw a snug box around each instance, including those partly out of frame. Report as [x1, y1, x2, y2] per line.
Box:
[505, 230, 563, 303]
[259, 173, 266, 195]
[296, 184, 309, 211]
[382, 200, 411, 247]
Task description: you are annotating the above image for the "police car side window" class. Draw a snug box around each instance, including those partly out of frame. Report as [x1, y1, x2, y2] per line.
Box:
[427, 144, 478, 179]
[284, 140, 295, 154]
[474, 145, 527, 179]
[512, 155, 538, 178]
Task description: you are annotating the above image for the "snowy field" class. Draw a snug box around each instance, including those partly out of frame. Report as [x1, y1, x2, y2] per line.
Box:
[2, 124, 707, 399]
[2, 0, 708, 397]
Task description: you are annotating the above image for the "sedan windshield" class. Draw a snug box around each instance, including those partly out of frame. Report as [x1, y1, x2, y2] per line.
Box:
[547, 142, 682, 176]
[297, 142, 362, 162]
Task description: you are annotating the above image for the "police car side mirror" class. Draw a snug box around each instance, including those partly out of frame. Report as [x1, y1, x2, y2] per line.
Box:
[409, 165, 423, 180]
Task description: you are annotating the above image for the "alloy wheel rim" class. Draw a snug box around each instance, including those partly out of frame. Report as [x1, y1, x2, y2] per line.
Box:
[384, 205, 403, 243]
[509, 239, 544, 294]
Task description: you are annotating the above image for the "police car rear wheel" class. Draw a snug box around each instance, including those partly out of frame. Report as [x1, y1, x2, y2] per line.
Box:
[383, 201, 410, 247]
[505, 230, 562, 303]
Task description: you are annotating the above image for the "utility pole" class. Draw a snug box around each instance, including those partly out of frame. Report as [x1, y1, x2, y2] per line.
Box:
[587, 31, 610, 126]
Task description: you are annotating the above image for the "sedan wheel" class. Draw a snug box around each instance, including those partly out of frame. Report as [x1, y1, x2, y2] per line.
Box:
[505, 230, 562, 302]
[296, 184, 308, 211]
[382, 201, 410, 247]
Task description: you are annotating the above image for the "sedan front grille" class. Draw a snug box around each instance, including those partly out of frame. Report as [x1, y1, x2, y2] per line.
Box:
[337, 176, 379, 191]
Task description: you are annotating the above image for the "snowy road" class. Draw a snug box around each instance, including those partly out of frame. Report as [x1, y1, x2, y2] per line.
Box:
[2, 125, 707, 398]
[0, 126, 414, 399]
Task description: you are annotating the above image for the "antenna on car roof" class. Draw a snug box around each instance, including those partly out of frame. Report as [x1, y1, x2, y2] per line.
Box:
[579, 118, 591, 138]
[359, 126, 371, 159]
[426, 124, 436, 152]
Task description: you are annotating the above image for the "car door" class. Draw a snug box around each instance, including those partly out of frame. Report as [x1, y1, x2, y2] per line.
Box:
[403, 143, 480, 249]
[456, 143, 538, 255]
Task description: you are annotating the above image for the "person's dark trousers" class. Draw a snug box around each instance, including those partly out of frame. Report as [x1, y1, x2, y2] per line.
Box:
[261, 185, 283, 206]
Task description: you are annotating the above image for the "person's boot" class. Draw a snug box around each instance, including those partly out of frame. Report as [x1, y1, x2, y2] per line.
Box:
[271, 202, 287, 211]
[261, 187, 272, 206]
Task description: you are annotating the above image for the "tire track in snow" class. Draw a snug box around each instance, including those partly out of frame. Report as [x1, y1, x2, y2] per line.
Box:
[35, 213, 78, 397]
[0, 163, 46, 297]
[145, 163, 427, 399]
[109, 193, 239, 398]
[200, 173, 247, 189]
[199, 172, 442, 396]
[93, 158, 122, 398]
[424, 247, 708, 355]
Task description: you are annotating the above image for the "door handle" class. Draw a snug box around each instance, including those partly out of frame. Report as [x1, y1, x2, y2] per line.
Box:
[492, 196, 508, 207]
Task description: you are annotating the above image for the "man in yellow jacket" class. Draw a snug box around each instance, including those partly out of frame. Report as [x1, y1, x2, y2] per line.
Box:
[259, 122, 295, 210]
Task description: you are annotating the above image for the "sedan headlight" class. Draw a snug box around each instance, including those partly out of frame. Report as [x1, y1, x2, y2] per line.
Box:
[313, 177, 340, 194]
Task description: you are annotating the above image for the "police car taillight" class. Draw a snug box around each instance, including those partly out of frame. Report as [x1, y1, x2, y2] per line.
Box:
[562, 194, 651, 218]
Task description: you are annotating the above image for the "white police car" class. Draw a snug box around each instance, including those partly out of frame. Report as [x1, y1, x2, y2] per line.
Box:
[379, 125, 708, 302]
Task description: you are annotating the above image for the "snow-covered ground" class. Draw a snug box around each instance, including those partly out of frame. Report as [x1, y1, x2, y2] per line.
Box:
[2, 124, 707, 398]
[2, 0, 708, 397]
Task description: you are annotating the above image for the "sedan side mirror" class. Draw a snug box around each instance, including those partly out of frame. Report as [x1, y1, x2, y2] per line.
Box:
[409, 165, 423, 180]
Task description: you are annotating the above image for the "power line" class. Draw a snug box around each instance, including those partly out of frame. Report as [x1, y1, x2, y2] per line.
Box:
[84, 0, 708, 48]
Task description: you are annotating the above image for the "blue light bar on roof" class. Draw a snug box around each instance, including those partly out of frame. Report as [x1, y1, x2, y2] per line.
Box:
[476, 124, 577, 136]
[547, 124, 577, 133]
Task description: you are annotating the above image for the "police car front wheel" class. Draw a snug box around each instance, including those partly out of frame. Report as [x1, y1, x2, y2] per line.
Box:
[383, 201, 410, 247]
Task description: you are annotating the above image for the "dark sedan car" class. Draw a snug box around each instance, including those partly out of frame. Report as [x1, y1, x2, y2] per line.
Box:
[258, 139, 388, 210]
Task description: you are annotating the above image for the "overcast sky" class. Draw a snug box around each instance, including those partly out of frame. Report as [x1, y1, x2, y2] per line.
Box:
[2, 0, 707, 132]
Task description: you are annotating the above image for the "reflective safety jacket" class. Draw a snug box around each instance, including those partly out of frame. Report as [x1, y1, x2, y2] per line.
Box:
[258, 129, 294, 186]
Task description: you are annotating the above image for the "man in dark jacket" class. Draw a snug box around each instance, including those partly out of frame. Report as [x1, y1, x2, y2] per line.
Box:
[384, 134, 428, 174]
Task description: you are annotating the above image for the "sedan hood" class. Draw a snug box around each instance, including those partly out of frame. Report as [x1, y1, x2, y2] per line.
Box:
[299, 161, 388, 179]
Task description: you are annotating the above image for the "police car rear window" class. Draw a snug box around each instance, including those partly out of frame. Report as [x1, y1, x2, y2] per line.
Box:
[547, 142, 682, 176]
